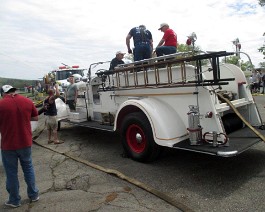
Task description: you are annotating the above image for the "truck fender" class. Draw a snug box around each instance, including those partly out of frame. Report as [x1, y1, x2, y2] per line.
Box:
[114, 98, 188, 146]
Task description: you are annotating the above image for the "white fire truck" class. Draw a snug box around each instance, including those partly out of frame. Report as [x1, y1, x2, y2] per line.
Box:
[43, 65, 86, 94]
[56, 51, 265, 162]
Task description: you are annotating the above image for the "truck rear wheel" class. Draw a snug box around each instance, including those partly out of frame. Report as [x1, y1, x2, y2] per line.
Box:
[121, 112, 161, 162]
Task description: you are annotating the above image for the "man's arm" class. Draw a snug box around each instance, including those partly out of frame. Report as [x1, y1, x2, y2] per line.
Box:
[156, 39, 165, 48]
[31, 104, 39, 121]
[54, 84, 60, 97]
[31, 116, 38, 121]
[74, 85, 78, 103]
[126, 34, 132, 54]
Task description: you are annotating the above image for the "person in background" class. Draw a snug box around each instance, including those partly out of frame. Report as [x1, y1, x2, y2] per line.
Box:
[249, 75, 254, 93]
[252, 70, 261, 93]
[65, 75, 78, 111]
[155, 23, 177, 57]
[109, 51, 125, 70]
[126, 25, 153, 61]
[0, 87, 3, 97]
[0, 85, 39, 208]
[43, 84, 63, 145]
[261, 70, 265, 94]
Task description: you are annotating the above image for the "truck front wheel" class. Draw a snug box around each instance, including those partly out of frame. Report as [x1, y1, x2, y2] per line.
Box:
[121, 112, 161, 162]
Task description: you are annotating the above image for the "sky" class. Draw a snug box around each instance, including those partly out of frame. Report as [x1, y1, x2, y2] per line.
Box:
[0, 0, 264, 80]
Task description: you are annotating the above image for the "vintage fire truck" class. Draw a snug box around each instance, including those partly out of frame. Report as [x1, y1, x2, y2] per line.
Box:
[43, 65, 86, 94]
[56, 51, 265, 162]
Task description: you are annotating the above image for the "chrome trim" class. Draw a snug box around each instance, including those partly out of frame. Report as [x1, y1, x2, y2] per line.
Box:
[217, 151, 238, 157]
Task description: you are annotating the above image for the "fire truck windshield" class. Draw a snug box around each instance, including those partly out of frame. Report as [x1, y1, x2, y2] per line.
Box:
[56, 69, 84, 80]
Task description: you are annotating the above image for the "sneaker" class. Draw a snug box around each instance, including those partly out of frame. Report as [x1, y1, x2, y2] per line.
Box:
[5, 201, 21, 208]
[31, 196, 40, 202]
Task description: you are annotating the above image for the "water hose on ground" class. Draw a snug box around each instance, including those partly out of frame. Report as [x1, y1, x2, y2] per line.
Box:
[32, 132, 193, 212]
[217, 93, 265, 142]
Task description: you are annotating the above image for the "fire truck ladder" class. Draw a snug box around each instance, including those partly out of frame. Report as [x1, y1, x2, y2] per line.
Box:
[110, 51, 235, 90]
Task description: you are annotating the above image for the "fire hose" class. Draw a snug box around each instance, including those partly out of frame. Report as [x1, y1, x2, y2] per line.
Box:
[217, 93, 265, 142]
[32, 128, 193, 212]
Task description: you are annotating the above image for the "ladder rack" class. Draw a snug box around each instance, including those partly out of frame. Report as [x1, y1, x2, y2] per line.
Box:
[97, 51, 236, 90]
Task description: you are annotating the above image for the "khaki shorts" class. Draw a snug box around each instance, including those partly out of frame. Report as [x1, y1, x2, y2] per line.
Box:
[45, 116, 57, 131]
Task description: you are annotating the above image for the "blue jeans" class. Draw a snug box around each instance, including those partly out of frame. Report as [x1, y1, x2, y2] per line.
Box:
[1, 147, 39, 205]
[134, 44, 152, 61]
[156, 46, 177, 57]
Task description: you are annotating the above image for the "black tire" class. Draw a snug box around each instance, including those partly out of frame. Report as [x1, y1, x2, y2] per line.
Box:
[121, 112, 161, 162]
[57, 121, 61, 131]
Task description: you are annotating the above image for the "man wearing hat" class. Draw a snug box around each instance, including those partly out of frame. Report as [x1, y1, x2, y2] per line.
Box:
[155, 23, 177, 57]
[126, 25, 153, 61]
[0, 85, 39, 207]
[109, 51, 125, 70]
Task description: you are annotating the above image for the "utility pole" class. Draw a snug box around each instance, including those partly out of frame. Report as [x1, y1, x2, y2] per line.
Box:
[232, 38, 241, 67]
[232, 38, 241, 58]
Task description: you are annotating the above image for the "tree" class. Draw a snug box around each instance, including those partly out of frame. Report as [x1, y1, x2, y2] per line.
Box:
[177, 43, 208, 66]
[258, 33, 265, 60]
[221, 56, 254, 71]
[222, 55, 239, 65]
[258, 0, 265, 6]
[259, 62, 265, 68]
[241, 61, 254, 71]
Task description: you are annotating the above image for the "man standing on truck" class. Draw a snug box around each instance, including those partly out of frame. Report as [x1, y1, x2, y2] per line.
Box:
[155, 23, 177, 57]
[65, 75, 78, 111]
[109, 51, 125, 70]
[126, 25, 153, 61]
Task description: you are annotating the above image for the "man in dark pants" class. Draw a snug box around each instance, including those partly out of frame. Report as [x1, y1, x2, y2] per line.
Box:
[0, 85, 39, 208]
[126, 25, 153, 62]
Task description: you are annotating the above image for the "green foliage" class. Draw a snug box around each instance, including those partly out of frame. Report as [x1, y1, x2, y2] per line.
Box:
[259, 62, 265, 68]
[222, 55, 240, 65]
[259, 0, 265, 6]
[0, 77, 36, 90]
[241, 61, 254, 71]
[177, 43, 208, 66]
[258, 46, 265, 59]
[258, 32, 265, 59]
[222, 56, 254, 71]
[177, 43, 193, 52]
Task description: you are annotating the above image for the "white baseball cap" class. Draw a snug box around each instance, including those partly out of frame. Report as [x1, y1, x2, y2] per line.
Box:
[2, 85, 17, 93]
[158, 23, 169, 30]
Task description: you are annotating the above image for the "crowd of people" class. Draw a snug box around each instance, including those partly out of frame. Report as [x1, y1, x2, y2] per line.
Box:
[249, 69, 265, 94]
[110, 22, 177, 70]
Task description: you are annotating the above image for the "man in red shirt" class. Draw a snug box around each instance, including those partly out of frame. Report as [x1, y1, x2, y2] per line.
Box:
[155, 23, 177, 57]
[0, 85, 39, 208]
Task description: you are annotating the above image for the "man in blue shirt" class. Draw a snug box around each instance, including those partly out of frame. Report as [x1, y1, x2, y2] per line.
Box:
[126, 25, 153, 62]
[109, 51, 125, 70]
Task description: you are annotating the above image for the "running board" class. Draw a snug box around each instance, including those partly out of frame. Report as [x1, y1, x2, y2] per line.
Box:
[173, 127, 262, 157]
[60, 119, 114, 132]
